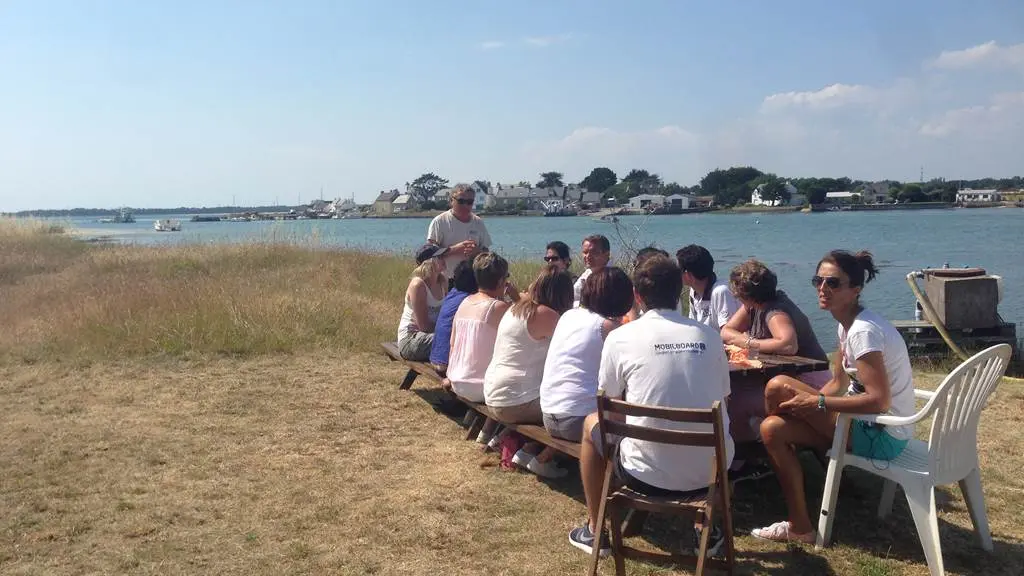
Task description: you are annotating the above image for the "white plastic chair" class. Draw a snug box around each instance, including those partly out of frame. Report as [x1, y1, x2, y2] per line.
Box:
[815, 344, 1013, 576]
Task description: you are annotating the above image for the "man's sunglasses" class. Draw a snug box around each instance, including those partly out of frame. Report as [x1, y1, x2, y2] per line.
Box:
[811, 275, 843, 289]
[455, 198, 474, 206]
[543, 256, 563, 262]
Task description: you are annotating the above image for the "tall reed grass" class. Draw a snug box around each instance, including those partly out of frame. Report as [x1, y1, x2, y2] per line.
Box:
[0, 219, 423, 363]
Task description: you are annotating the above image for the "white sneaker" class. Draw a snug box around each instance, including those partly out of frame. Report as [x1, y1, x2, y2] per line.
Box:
[487, 428, 509, 451]
[526, 457, 568, 479]
[476, 430, 492, 445]
[511, 449, 534, 469]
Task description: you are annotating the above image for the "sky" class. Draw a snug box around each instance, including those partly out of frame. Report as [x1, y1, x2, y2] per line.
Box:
[2, 0, 1023, 210]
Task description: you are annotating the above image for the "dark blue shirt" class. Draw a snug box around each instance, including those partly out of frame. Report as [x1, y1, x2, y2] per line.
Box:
[429, 289, 471, 366]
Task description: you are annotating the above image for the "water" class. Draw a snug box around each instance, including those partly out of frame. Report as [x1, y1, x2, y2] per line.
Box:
[65, 208, 1024, 349]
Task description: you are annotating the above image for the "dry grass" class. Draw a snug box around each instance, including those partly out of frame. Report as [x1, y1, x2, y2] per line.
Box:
[2, 220, 1023, 575]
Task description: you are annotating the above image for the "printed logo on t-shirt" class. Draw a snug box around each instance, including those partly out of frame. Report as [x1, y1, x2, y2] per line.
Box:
[653, 341, 707, 355]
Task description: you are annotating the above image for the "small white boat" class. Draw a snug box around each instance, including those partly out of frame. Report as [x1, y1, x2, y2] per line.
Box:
[154, 219, 182, 232]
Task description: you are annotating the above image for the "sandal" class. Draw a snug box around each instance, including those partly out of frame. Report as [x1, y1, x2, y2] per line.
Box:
[751, 521, 815, 544]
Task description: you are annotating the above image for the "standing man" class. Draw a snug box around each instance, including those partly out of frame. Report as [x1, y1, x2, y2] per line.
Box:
[568, 255, 733, 557]
[573, 234, 610, 306]
[427, 183, 492, 278]
[676, 245, 740, 330]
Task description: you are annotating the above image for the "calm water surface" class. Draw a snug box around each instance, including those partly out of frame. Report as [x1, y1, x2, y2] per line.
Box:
[67, 208, 1023, 349]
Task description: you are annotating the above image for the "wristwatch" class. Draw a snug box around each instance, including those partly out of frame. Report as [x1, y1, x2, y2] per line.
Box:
[817, 394, 826, 412]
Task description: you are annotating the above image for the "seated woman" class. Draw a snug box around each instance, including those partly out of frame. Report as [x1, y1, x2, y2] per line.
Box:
[720, 260, 830, 444]
[752, 250, 915, 543]
[396, 245, 447, 361]
[447, 252, 511, 405]
[429, 260, 478, 376]
[484, 264, 574, 478]
[543, 240, 572, 274]
[540, 267, 634, 442]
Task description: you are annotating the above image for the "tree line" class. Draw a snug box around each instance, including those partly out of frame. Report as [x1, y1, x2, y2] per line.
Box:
[405, 168, 1024, 208]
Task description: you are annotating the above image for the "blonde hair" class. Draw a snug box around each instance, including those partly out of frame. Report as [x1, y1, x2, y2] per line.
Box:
[411, 257, 444, 284]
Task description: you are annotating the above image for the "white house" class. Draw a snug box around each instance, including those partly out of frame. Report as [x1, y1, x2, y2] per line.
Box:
[664, 194, 694, 210]
[392, 194, 416, 212]
[628, 194, 665, 210]
[825, 191, 858, 204]
[956, 189, 1001, 203]
[751, 182, 802, 206]
[329, 197, 357, 214]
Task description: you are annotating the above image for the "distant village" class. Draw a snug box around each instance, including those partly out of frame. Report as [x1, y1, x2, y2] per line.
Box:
[324, 180, 1022, 219]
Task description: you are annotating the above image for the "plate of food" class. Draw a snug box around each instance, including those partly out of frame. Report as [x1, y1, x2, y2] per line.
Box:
[725, 344, 763, 369]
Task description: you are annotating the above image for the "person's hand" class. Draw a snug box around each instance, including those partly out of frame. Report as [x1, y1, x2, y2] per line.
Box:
[777, 387, 821, 418]
[451, 240, 477, 257]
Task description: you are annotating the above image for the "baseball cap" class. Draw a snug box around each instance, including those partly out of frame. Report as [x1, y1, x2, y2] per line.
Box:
[415, 243, 449, 264]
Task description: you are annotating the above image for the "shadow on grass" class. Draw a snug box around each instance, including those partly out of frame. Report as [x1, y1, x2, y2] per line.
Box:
[409, 386, 1024, 574]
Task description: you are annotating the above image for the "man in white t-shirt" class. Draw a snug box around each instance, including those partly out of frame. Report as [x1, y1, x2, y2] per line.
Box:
[676, 244, 740, 329]
[568, 255, 734, 558]
[572, 234, 610, 306]
[427, 183, 492, 278]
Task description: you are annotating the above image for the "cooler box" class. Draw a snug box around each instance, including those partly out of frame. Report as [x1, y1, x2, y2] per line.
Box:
[922, 268, 1000, 330]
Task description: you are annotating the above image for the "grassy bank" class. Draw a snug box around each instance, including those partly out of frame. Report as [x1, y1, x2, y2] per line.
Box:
[2, 219, 1023, 575]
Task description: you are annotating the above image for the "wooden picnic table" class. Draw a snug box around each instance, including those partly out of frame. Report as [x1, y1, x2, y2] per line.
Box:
[728, 353, 828, 379]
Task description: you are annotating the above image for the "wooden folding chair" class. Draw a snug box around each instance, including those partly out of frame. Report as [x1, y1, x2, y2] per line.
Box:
[589, 392, 735, 576]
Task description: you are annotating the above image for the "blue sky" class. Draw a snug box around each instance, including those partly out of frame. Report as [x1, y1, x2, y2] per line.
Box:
[2, 0, 1023, 210]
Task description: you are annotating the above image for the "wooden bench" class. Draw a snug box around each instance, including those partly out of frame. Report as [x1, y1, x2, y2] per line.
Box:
[381, 342, 442, 390]
[381, 342, 582, 459]
[458, 398, 582, 459]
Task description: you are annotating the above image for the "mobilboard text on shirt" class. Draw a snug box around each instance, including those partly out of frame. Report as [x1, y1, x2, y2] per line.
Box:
[652, 341, 708, 355]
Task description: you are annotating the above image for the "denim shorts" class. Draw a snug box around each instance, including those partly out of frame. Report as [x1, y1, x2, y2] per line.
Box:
[851, 420, 908, 461]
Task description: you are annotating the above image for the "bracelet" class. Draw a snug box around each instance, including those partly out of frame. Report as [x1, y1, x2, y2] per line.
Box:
[744, 333, 752, 349]
[817, 394, 826, 411]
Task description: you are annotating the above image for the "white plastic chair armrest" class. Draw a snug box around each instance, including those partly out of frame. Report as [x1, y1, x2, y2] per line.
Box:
[913, 389, 936, 400]
[848, 412, 923, 427]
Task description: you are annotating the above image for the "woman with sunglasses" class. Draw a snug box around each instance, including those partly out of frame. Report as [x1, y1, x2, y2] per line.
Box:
[721, 260, 831, 444]
[752, 250, 915, 544]
[427, 183, 492, 278]
[543, 241, 572, 273]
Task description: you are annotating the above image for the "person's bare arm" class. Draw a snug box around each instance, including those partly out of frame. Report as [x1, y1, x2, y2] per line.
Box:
[780, 351, 891, 416]
[818, 347, 848, 397]
[720, 305, 751, 346]
[407, 279, 434, 332]
[758, 312, 798, 355]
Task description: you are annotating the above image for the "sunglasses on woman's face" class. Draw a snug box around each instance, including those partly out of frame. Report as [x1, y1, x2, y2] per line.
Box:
[455, 198, 474, 206]
[543, 256, 562, 262]
[811, 275, 843, 289]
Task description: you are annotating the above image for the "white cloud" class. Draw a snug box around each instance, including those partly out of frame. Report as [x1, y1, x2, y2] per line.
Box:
[928, 41, 1024, 71]
[920, 91, 1024, 138]
[761, 83, 878, 111]
[478, 40, 504, 50]
[523, 34, 572, 47]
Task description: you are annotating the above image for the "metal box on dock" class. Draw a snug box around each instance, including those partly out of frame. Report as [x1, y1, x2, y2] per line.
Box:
[922, 268, 1000, 330]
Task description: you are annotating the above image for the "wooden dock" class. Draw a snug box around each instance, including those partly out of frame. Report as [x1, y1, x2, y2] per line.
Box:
[893, 319, 1019, 361]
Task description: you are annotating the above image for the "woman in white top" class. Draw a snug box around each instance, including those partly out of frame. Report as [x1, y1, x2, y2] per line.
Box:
[676, 244, 740, 329]
[540, 267, 635, 442]
[753, 250, 916, 544]
[396, 245, 447, 361]
[484, 264, 574, 477]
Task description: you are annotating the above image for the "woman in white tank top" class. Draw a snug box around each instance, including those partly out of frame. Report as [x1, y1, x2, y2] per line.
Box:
[396, 249, 447, 361]
[540, 267, 635, 442]
[483, 265, 574, 478]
